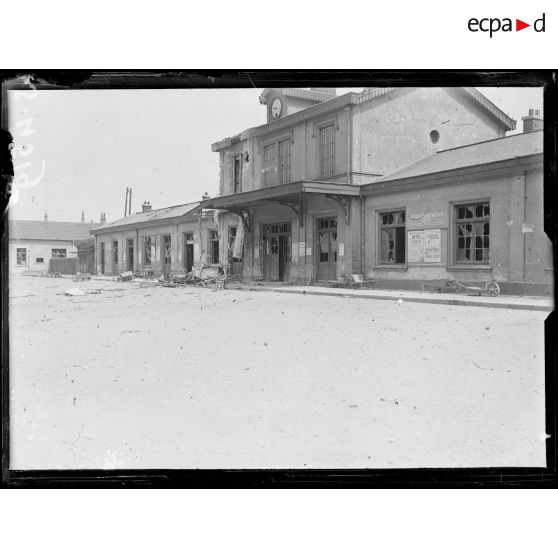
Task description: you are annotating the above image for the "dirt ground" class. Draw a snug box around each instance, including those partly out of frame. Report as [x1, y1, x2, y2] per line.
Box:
[9, 275, 548, 469]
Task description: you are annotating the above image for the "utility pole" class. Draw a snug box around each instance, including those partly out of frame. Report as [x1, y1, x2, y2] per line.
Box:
[128, 187, 132, 216]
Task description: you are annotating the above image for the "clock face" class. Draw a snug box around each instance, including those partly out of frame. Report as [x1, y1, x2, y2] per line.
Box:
[271, 98, 282, 118]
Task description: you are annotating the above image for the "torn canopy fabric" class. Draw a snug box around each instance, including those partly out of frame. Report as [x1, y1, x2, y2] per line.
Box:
[232, 216, 245, 260]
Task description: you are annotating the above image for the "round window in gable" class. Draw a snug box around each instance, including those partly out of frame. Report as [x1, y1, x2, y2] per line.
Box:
[430, 130, 440, 144]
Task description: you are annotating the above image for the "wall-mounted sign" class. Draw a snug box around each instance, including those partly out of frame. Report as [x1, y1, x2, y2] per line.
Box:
[407, 210, 447, 228]
[338, 243, 345, 257]
[407, 229, 441, 263]
[298, 242, 305, 257]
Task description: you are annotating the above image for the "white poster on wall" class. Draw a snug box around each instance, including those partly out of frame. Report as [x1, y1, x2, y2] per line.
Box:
[423, 229, 442, 263]
[407, 229, 442, 263]
[408, 231, 425, 263]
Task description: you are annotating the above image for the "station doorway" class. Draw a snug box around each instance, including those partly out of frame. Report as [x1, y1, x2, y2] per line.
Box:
[262, 222, 291, 281]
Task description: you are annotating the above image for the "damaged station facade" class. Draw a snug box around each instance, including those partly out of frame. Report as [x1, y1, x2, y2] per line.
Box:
[92, 87, 551, 295]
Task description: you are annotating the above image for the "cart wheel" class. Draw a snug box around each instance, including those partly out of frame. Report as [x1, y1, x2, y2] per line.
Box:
[485, 281, 500, 297]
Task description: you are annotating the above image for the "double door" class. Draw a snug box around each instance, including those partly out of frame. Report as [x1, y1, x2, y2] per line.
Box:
[263, 222, 291, 282]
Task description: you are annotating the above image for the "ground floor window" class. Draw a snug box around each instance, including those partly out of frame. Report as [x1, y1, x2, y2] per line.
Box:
[209, 230, 219, 264]
[379, 210, 406, 264]
[127, 238, 134, 271]
[16, 248, 27, 265]
[51, 248, 67, 259]
[162, 235, 172, 266]
[455, 201, 490, 264]
[112, 241, 118, 265]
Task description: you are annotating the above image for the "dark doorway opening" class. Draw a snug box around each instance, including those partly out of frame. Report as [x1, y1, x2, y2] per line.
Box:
[184, 232, 194, 273]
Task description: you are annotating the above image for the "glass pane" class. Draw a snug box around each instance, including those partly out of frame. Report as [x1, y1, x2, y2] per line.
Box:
[381, 228, 394, 262]
[483, 222, 489, 235]
[458, 207, 465, 220]
[475, 204, 483, 218]
[465, 206, 474, 219]
[483, 236, 489, 248]
[483, 204, 490, 216]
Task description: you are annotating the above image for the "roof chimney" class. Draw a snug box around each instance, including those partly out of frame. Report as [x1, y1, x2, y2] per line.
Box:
[81, 210, 85, 223]
[44, 211, 48, 222]
[310, 88, 336, 96]
[100, 212, 106, 225]
[201, 192, 211, 201]
[142, 201, 152, 213]
[521, 108, 543, 133]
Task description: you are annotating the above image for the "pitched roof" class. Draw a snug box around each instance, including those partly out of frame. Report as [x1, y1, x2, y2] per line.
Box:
[376, 130, 543, 183]
[9, 220, 99, 242]
[212, 87, 516, 151]
[90, 201, 200, 233]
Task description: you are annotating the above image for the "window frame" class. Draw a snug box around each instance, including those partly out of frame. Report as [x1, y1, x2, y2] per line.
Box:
[376, 208, 407, 267]
[261, 132, 293, 187]
[143, 236, 152, 266]
[318, 123, 336, 178]
[278, 138, 291, 184]
[450, 199, 491, 268]
[16, 247, 27, 265]
[232, 154, 242, 193]
[112, 240, 118, 265]
[51, 248, 67, 259]
[162, 235, 172, 265]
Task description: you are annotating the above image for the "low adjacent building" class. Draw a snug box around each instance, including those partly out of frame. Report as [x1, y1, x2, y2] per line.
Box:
[90, 201, 219, 276]
[8, 216, 99, 275]
[360, 129, 550, 295]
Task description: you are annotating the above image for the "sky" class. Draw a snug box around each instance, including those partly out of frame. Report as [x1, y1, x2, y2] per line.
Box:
[7, 86, 544, 224]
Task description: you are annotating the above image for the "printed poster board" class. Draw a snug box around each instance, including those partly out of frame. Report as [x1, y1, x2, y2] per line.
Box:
[423, 229, 442, 263]
[408, 231, 424, 263]
[407, 229, 441, 263]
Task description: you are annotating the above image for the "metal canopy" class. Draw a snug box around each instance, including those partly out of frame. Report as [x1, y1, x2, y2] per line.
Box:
[196, 181, 359, 230]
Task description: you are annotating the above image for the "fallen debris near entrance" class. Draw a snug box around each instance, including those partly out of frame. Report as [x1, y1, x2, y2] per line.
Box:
[117, 271, 133, 282]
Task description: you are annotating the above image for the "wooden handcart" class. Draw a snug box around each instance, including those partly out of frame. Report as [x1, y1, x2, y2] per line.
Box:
[444, 279, 500, 297]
